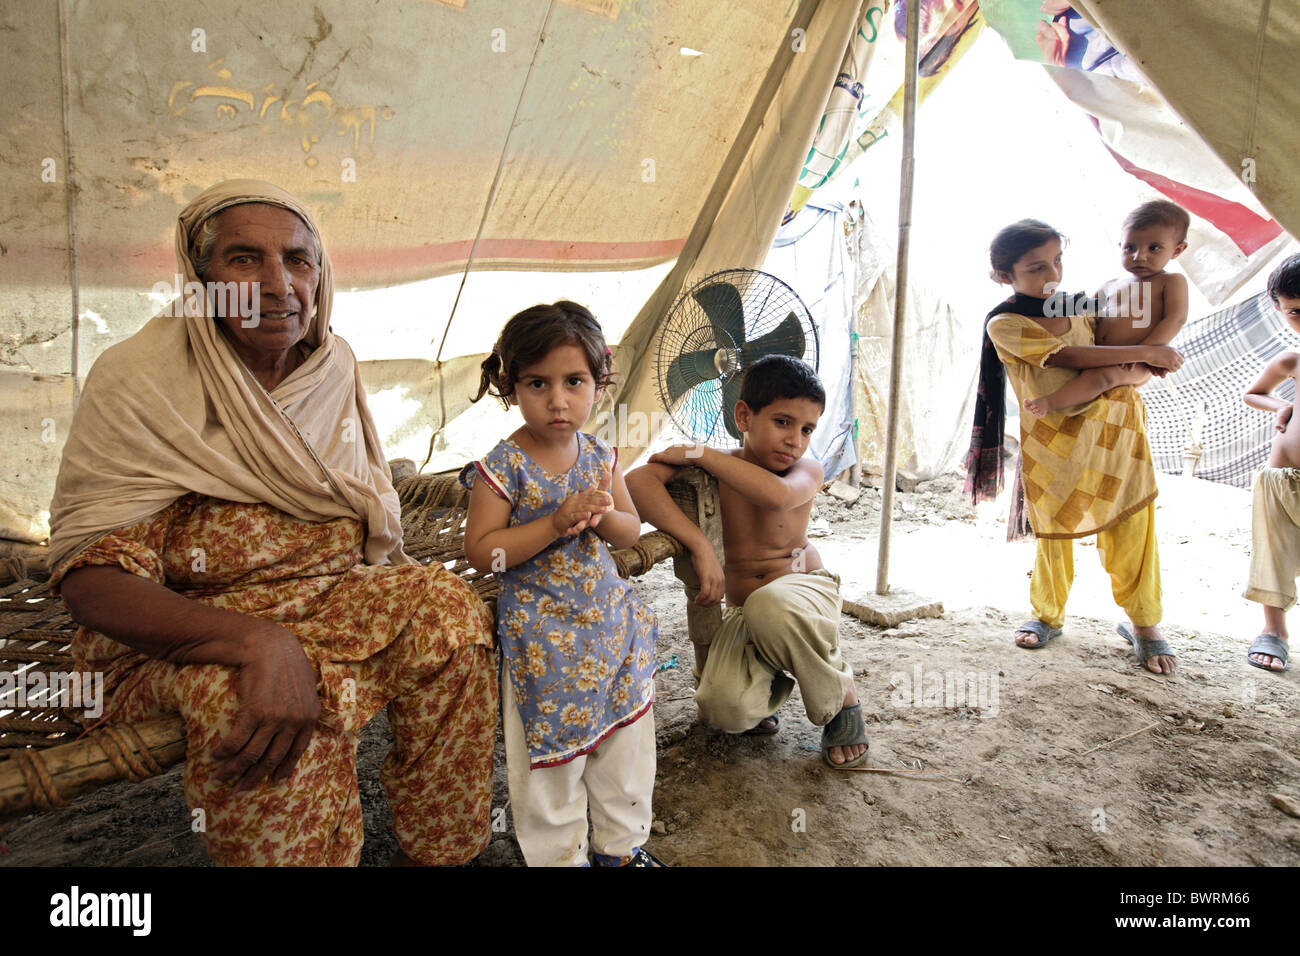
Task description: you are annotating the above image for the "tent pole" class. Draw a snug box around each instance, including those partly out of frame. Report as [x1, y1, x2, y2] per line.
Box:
[57, 0, 81, 405]
[875, 0, 920, 595]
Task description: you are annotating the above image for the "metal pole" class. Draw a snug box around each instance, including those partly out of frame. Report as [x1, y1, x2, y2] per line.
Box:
[875, 0, 920, 595]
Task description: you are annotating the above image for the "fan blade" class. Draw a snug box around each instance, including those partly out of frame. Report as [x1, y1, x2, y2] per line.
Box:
[721, 374, 746, 442]
[741, 312, 805, 364]
[665, 348, 724, 405]
[693, 281, 747, 346]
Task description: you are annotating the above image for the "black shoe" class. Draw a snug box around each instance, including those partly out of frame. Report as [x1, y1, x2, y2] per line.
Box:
[592, 846, 667, 867]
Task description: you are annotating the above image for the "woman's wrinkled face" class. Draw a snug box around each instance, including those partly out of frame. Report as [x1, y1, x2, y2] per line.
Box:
[201, 203, 320, 360]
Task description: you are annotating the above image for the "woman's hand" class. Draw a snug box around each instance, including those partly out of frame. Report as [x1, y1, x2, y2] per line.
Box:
[212, 620, 321, 791]
[1277, 406, 1293, 433]
[59, 565, 324, 792]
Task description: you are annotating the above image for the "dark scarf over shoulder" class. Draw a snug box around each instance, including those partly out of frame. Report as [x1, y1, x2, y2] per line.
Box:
[962, 291, 1096, 540]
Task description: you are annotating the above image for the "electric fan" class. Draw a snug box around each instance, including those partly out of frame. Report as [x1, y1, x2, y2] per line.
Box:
[654, 269, 818, 447]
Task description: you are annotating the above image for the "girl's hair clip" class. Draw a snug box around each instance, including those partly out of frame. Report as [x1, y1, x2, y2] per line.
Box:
[605, 347, 612, 356]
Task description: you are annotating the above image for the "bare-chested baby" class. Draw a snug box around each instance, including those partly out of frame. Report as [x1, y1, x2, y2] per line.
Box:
[1024, 200, 1190, 418]
[626, 355, 868, 769]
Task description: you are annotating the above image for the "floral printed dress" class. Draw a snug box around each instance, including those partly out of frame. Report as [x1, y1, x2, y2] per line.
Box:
[462, 432, 657, 768]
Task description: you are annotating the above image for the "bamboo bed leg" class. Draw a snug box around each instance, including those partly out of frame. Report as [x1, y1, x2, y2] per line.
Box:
[668, 467, 725, 681]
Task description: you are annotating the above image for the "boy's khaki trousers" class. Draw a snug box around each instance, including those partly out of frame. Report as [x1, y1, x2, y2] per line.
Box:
[1244, 466, 1300, 610]
[694, 569, 854, 733]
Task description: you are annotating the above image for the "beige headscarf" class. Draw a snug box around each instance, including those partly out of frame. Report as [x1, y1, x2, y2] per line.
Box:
[49, 179, 408, 575]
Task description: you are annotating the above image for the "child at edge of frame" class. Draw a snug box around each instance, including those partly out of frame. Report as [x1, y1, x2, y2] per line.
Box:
[1240, 253, 1300, 674]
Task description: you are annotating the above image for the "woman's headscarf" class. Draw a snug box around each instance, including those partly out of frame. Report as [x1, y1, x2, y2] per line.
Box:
[49, 179, 408, 574]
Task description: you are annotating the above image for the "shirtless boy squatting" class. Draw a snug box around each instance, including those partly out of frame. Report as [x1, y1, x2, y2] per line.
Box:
[626, 355, 869, 768]
[1024, 199, 1190, 418]
[1241, 254, 1300, 673]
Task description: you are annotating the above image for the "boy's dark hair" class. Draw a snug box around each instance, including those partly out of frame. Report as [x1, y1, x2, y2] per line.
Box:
[1123, 199, 1190, 243]
[1267, 254, 1300, 305]
[473, 300, 614, 409]
[989, 219, 1065, 276]
[738, 354, 825, 415]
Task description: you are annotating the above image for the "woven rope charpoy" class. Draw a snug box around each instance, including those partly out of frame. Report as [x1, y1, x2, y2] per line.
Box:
[12, 748, 65, 811]
[94, 725, 164, 782]
[0, 466, 714, 822]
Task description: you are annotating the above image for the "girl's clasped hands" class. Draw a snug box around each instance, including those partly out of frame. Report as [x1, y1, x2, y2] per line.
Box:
[551, 467, 614, 536]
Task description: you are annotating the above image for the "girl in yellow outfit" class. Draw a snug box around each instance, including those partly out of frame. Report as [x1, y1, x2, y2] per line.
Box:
[964, 219, 1183, 674]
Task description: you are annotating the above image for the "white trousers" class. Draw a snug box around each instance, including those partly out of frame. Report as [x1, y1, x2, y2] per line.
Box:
[502, 677, 656, 866]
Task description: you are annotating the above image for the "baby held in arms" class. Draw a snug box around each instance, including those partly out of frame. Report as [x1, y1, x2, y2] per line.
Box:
[1024, 200, 1190, 418]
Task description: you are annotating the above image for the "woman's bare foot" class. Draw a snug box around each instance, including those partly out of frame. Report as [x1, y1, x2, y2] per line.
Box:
[825, 685, 867, 766]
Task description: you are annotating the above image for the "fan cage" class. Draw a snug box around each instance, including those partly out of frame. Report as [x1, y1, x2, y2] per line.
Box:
[654, 269, 819, 449]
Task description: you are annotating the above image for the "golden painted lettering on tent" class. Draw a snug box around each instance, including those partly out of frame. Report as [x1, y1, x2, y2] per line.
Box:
[166, 60, 394, 166]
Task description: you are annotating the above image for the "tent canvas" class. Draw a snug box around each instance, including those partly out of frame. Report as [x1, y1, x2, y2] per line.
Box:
[4, 0, 1300, 553]
[0, 0, 865, 543]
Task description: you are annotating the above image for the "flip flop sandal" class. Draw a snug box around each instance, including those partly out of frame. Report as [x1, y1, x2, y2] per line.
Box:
[821, 702, 870, 770]
[1247, 633, 1289, 672]
[1117, 623, 1177, 670]
[743, 713, 781, 736]
[1014, 619, 1061, 649]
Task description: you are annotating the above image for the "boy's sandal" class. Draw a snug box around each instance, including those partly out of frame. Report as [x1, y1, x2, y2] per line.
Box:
[1117, 623, 1177, 669]
[821, 702, 870, 770]
[592, 846, 667, 867]
[1014, 620, 1061, 649]
[1247, 633, 1289, 672]
[742, 713, 781, 736]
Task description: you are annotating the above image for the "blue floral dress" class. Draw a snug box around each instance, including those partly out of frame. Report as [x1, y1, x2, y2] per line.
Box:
[461, 432, 657, 768]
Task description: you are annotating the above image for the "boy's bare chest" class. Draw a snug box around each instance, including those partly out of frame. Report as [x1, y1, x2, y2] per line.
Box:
[1271, 381, 1300, 467]
[716, 483, 812, 554]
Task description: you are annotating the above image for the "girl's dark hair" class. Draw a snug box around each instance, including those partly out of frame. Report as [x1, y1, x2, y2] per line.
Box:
[473, 300, 614, 409]
[989, 219, 1066, 277]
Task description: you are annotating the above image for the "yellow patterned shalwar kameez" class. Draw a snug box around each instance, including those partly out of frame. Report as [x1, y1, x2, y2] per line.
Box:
[987, 309, 1162, 630]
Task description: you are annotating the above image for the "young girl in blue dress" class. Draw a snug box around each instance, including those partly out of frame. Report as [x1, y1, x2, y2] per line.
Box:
[462, 300, 663, 867]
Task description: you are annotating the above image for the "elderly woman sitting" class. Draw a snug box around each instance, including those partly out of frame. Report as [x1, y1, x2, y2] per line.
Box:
[49, 180, 496, 866]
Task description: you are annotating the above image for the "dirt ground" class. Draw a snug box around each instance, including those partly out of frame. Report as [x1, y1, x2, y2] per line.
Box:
[3, 471, 1299, 867]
